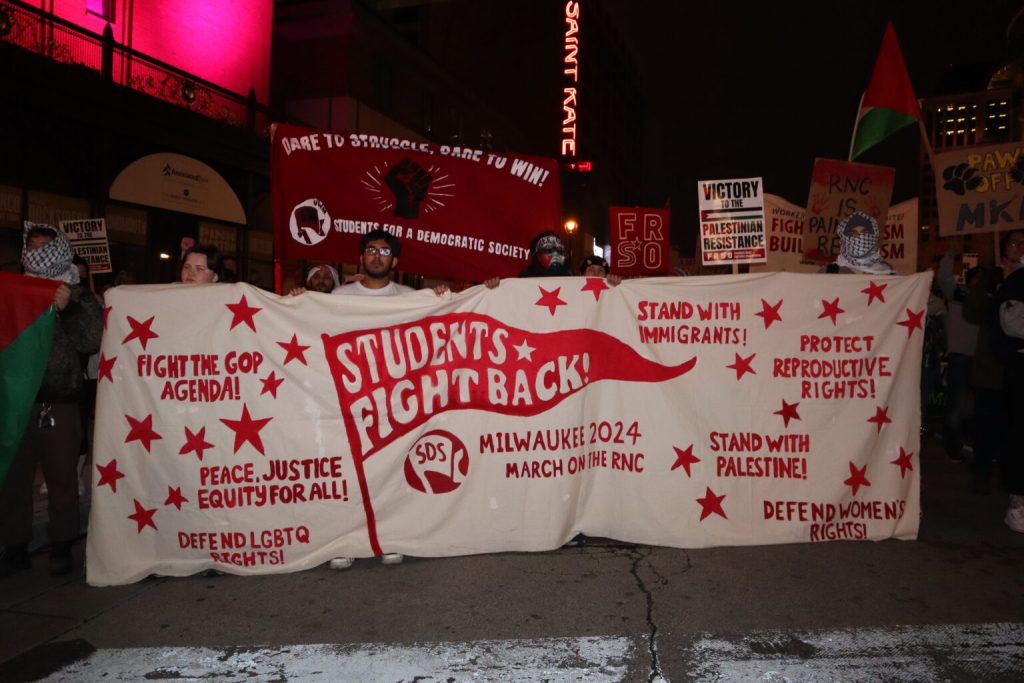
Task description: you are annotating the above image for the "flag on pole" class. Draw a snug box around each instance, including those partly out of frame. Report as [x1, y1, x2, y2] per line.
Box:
[850, 21, 921, 160]
[0, 272, 59, 488]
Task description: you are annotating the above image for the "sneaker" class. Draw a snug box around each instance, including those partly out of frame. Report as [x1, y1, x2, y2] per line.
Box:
[1005, 504, 1024, 534]
[49, 541, 73, 576]
[565, 533, 586, 547]
[380, 553, 404, 565]
[0, 544, 31, 578]
[329, 557, 354, 570]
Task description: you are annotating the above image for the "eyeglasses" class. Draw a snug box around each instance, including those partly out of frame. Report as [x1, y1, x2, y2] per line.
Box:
[364, 247, 393, 256]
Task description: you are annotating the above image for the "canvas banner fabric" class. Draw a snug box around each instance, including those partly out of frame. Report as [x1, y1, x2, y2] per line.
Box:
[933, 141, 1024, 237]
[86, 274, 929, 585]
[271, 123, 562, 283]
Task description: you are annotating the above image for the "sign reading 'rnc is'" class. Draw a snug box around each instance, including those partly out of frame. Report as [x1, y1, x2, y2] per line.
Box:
[697, 177, 767, 266]
[87, 274, 929, 586]
[271, 123, 562, 283]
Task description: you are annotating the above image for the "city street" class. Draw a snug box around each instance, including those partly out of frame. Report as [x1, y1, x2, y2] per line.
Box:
[1, 431, 1022, 682]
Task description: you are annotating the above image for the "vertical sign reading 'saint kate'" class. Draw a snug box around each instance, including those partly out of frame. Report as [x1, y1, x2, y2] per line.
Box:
[561, 1, 580, 157]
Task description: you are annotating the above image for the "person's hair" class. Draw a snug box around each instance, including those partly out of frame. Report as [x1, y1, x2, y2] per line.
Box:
[181, 244, 222, 277]
[1000, 230, 1024, 257]
[529, 230, 562, 254]
[26, 225, 57, 242]
[360, 229, 401, 258]
[579, 255, 609, 275]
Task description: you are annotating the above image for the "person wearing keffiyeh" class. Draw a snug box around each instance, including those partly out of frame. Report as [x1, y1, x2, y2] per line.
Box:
[833, 211, 895, 275]
[0, 222, 102, 578]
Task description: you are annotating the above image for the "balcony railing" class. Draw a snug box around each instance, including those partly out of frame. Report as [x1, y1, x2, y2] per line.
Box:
[0, 0, 268, 132]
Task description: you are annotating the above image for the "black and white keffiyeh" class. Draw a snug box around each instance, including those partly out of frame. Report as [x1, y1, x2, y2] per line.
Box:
[21, 221, 80, 284]
[836, 212, 894, 275]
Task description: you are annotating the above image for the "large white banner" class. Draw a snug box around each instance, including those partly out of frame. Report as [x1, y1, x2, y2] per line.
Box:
[87, 274, 930, 585]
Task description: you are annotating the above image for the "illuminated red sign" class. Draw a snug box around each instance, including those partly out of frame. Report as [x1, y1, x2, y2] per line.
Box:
[561, 1, 580, 158]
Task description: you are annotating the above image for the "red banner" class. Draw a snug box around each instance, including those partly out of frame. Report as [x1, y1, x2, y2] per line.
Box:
[271, 123, 562, 282]
[608, 206, 670, 275]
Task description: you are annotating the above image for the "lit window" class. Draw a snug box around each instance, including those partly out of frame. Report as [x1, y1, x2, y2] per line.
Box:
[86, 0, 115, 22]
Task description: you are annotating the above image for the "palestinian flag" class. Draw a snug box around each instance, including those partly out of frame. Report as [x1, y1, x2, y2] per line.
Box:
[850, 21, 921, 160]
[0, 272, 59, 488]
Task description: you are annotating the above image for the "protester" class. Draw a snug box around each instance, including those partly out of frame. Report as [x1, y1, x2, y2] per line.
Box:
[579, 254, 623, 285]
[822, 212, 895, 275]
[936, 251, 980, 462]
[180, 244, 222, 284]
[288, 264, 341, 296]
[0, 223, 103, 577]
[334, 230, 415, 295]
[518, 230, 574, 278]
[994, 230, 1024, 532]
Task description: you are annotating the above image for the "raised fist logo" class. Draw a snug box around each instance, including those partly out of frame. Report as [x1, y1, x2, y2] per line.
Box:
[385, 158, 433, 218]
[942, 163, 982, 195]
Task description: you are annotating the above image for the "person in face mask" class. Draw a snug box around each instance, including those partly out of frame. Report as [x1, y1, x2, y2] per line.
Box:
[1, 223, 103, 577]
[822, 211, 895, 275]
[518, 230, 575, 278]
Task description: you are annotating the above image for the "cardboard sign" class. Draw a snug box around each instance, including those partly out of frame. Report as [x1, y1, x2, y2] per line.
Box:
[60, 218, 112, 274]
[803, 159, 895, 264]
[697, 177, 766, 266]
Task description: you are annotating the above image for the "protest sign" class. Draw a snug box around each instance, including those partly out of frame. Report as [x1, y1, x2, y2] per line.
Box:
[271, 123, 562, 283]
[87, 274, 928, 585]
[609, 206, 670, 275]
[59, 218, 112, 274]
[697, 177, 766, 266]
[933, 141, 1024, 237]
[803, 159, 895, 264]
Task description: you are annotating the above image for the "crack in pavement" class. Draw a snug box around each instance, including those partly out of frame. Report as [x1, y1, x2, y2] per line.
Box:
[619, 546, 693, 683]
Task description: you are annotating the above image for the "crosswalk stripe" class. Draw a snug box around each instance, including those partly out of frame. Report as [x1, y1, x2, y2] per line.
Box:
[40, 636, 635, 682]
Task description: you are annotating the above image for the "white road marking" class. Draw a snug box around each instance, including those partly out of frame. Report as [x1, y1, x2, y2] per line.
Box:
[41, 636, 634, 682]
[689, 622, 1024, 682]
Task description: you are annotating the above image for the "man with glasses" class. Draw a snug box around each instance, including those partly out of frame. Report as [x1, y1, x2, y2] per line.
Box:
[333, 230, 415, 295]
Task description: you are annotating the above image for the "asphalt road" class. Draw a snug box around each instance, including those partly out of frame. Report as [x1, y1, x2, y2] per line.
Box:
[1, 429, 1022, 682]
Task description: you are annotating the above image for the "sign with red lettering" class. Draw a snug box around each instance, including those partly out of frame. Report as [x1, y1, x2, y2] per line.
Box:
[271, 123, 562, 283]
[803, 159, 895, 264]
[697, 177, 767, 266]
[86, 273, 929, 585]
[609, 206, 670, 275]
[752, 195, 918, 276]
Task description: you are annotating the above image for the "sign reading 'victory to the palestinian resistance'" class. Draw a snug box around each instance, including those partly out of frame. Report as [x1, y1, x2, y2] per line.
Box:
[697, 177, 767, 266]
[271, 123, 562, 283]
[87, 274, 929, 585]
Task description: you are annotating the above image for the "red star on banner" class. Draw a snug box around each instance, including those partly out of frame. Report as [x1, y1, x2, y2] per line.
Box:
[260, 371, 285, 398]
[97, 353, 117, 383]
[179, 426, 214, 461]
[774, 399, 801, 427]
[862, 281, 887, 305]
[220, 403, 272, 455]
[95, 459, 125, 492]
[226, 295, 262, 332]
[103, 305, 112, 330]
[844, 462, 871, 496]
[122, 315, 158, 350]
[164, 486, 189, 510]
[696, 487, 727, 521]
[277, 334, 310, 366]
[535, 287, 567, 316]
[891, 447, 914, 478]
[818, 298, 844, 325]
[867, 405, 892, 433]
[727, 352, 756, 380]
[580, 277, 610, 301]
[671, 445, 700, 476]
[756, 299, 783, 329]
[897, 308, 925, 338]
[128, 499, 158, 533]
[124, 414, 161, 453]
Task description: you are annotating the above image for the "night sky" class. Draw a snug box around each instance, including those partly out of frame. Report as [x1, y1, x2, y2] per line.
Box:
[607, 1, 1024, 244]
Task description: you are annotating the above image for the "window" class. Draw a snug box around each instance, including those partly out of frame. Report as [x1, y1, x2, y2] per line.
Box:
[86, 0, 115, 22]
